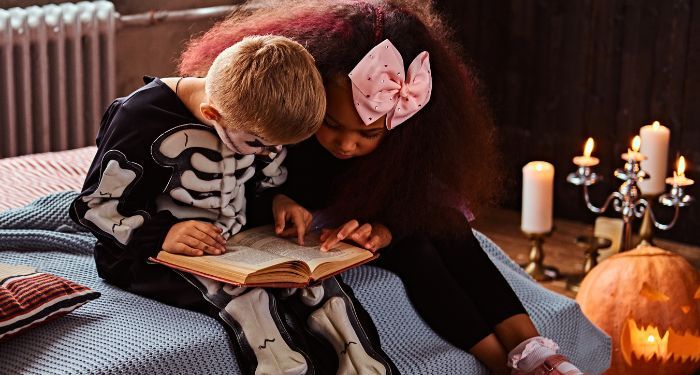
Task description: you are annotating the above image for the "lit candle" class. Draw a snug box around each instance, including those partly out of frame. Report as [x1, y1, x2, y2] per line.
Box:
[573, 137, 600, 167]
[621, 135, 646, 162]
[639, 121, 670, 195]
[665, 156, 695, 187]
[521, 161, 554, 234]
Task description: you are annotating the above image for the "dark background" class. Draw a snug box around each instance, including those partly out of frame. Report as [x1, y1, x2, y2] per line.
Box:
[4, 0, 698, 245]
[436, 0, 700, 246]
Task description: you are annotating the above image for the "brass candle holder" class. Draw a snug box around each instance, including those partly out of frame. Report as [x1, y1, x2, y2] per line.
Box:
[521, 230, 559, 281]
[565, 235, 612, 293]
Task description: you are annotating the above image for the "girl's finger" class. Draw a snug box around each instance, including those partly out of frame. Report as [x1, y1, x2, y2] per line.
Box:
[337, 220, 360, 239]
[321, 228, 342, 252]
[365, 235, 381, 252]
[350, 223, 372, 244]
[320, 228, 332, 242]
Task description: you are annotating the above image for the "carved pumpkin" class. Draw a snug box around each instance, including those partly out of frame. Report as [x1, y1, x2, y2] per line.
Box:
[576, 246, 700, 375]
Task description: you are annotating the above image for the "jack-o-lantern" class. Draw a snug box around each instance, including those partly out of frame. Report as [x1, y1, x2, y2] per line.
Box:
[576, 246, 700, 375]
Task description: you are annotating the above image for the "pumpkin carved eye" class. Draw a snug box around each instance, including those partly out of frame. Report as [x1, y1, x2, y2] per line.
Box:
[640, 282, 670, 302]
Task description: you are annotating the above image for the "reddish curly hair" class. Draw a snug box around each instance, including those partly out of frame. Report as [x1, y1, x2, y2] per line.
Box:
[180, 0, 501, 236]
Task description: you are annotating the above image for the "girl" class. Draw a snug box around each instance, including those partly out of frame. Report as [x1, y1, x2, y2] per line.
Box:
[181, 1, 585, 374]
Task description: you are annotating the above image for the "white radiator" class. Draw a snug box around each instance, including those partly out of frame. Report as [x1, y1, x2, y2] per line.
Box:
[0, 1, 116, 158]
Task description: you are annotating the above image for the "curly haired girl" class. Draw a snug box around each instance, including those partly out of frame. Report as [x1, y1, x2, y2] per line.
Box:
[181, 1, 586, 374]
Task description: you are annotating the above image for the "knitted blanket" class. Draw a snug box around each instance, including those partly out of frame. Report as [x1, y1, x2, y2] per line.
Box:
[0, 192, 611, 374]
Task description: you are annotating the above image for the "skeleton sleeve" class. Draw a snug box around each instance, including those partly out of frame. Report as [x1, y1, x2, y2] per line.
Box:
[69, 100, 180, 260]
[253, 147, 288, 191]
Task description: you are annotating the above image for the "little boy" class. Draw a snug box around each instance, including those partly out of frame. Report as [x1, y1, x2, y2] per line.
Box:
[69, 35, 325, 303]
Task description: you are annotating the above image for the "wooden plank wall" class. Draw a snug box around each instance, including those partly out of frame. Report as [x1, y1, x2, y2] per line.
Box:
[435, 0, 700, 246]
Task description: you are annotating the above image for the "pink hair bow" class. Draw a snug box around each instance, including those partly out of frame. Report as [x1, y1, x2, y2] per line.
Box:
[348, 39, 432, 130]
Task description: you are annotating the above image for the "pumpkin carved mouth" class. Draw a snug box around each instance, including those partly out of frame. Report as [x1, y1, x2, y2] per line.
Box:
[621, 318, 700, 365]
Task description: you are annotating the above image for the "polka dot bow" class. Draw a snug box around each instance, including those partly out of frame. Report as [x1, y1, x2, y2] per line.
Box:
[348, 39, 432, 130]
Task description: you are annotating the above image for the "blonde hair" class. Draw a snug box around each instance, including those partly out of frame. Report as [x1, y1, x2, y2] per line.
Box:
[205, 35, 325, 144]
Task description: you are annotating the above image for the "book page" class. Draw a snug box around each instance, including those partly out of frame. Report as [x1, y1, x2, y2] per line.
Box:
[230, 226, 368, 270]
[214, 245, 291, 269]
[159, 245, 290, 273]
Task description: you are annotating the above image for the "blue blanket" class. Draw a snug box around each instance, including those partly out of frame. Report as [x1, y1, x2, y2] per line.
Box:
[0, 192, 610, 374]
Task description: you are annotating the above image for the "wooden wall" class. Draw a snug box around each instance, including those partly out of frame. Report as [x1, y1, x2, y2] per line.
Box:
[436, 0, 700, 245]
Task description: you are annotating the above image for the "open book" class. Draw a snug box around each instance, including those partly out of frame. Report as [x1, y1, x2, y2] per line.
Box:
[149, 225, 378, 287]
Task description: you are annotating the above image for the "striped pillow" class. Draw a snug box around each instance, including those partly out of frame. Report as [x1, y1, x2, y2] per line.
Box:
[0, 264, 100, 341]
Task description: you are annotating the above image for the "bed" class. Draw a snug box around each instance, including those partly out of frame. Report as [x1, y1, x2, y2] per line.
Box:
[0, 147, 611, 374]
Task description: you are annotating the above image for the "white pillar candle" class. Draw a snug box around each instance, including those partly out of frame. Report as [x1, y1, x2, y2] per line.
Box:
[521, 161, 554, 234]
[639, 121, 670, 195]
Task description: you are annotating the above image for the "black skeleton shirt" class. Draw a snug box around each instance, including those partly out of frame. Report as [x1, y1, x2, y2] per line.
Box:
[70, 77, 286, 285]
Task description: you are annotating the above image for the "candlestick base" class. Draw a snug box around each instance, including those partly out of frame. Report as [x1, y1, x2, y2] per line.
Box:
[566, 235, 612, 293]
[520, 231, 561, 282]
[637, 195, 659, 247]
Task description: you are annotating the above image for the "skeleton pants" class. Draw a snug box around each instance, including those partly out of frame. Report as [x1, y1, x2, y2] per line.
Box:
[180, 273, 398, 375]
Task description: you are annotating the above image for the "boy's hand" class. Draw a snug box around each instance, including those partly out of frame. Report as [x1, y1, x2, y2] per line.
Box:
[272, 194, 312, 245]
[319, 220, 392, 253]
[162, 221, 227, 256]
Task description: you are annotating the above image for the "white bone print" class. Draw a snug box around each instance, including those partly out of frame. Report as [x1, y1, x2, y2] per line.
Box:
[225, 288, 308, 375]
[308, 297, 386, 375]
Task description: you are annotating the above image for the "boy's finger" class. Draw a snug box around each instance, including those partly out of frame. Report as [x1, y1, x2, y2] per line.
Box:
[185, 236, 222, 255]
[337, 220, 359, 239]
[194, 222, 226, 245]
[303, 212, 313, 230]
[291, 211, 307, 245]
[176, 243, 203, 256]
[278, 227, 298, 237]
[190, 231, 226, 251]
[274, 210, 287, 234]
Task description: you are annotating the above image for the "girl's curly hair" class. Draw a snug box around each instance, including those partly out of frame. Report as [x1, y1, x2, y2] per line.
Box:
[180, 0, 501, 236]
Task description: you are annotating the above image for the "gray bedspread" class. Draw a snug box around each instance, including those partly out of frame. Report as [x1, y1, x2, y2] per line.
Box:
[0, 192, 611, 374]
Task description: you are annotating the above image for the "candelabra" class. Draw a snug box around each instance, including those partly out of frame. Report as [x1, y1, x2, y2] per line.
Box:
[567, 150, 694, 252]
[521, 230, 559, 281]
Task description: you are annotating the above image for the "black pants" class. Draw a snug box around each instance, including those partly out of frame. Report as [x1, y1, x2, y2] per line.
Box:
[374, 227, 527, 351]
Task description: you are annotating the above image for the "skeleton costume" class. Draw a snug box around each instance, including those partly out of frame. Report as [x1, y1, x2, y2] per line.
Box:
[70, 77, 397, 375]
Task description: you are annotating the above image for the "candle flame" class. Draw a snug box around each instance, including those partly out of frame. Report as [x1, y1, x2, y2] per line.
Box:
[632, 135, 641, 152]
[535, 163, 543, 172]
[584, 138, 594, 157]
[652, 121, 661, 130]
[647, 335, 655, 343]
[678, 156, 686, 176]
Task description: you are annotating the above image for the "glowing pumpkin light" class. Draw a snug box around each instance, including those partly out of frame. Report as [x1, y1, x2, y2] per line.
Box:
[576, 246, 700, 375]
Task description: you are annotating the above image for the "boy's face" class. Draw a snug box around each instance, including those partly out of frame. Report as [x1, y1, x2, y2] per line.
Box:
[213, 123, 282, 155]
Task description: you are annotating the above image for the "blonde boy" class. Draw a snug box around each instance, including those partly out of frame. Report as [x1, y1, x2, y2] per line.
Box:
[70, 35, 325, 291]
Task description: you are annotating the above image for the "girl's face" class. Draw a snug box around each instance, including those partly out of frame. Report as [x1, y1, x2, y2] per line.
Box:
[315, 77, 388, 159]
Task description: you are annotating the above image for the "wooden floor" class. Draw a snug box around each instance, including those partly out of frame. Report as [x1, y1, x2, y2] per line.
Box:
[473, 208, 700, 299]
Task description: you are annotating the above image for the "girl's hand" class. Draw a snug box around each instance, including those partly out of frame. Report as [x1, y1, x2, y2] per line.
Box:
[319, 220, 392, 253]
[162, 220, 227, 256]
[272, 194, 312, 245]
